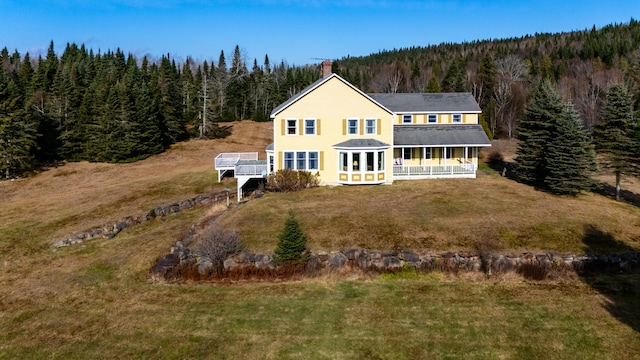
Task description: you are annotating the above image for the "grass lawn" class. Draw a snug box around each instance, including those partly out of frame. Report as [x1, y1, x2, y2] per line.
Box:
[1, 123, 639, 359]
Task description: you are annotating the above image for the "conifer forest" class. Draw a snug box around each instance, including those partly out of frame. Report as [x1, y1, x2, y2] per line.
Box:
[2, 19, 640, 180]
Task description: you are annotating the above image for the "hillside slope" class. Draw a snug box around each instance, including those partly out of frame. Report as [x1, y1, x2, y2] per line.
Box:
[0, 121, 273, 253]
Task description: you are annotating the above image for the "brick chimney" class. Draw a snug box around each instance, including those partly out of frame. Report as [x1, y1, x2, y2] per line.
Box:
[321, 60, 332, 78]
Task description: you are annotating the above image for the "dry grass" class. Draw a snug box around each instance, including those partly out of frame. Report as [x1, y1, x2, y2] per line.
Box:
[1, 126, 640, 358]
[217, 171, 640, 254]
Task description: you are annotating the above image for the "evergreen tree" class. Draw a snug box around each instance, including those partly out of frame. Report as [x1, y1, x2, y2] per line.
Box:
[517, 80, 596, 194]
[0, 77, 37, 178]
[477, 54, 496, 109]
[227, 45, 249, 120]
[272, 210, 309, 265]
[544, 103, 597, 195]
[441, 57, 466, 92]
[593, 83, 640, 200]
[515, 80, 562, 186]
[424, 73, 441, 93]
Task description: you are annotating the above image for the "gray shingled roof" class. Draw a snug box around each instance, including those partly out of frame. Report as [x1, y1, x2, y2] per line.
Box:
[367, 93, 481, 113]
[394, 125, 491, 146]
[266, 143, 274, 151]
[333, 139, 391, 148]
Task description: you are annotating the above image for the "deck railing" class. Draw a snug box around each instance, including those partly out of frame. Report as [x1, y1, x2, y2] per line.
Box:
[393, 162, 476, 177]
[214, 152, 258, 169]
[235, 163, 269, 177]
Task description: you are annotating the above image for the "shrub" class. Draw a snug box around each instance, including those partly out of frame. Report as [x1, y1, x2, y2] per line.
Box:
[193, 226, 245, 270]
[486, 151, 504, 170]
[266, 169, 320, 192]
[272, 210, 309, 265]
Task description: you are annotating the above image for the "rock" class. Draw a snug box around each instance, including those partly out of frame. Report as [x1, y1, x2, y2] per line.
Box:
[238, 252, 256, 262]
[196, 259, 213, 275]
[344, 248, 364, 260]
[400, 250, 420, 262]
[255, 254, 275, 269]
[223, 257, 237, 270]
[383, 256, 402, 269]
[328, 252, 347, 269]
[150, 253, 180, 275]
[355, 254, 371, 270]
[316, 251, 329, 262]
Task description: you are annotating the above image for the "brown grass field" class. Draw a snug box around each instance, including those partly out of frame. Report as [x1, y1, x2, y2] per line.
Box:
[1, 121, 639, 359]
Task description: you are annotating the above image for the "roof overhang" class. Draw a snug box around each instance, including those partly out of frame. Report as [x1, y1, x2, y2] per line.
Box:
[394, 125, 492, 147]
[270, 73, 394, 119]
[333, 138, 391, 150]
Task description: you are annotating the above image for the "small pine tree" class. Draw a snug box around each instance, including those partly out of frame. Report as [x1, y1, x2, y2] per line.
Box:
[424, 73, 441, 93]
[272, 210, 308, 265]
[593, 83, 639, 201]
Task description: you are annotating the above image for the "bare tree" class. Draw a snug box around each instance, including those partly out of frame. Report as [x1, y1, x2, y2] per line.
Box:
[494, 55, 527, 138]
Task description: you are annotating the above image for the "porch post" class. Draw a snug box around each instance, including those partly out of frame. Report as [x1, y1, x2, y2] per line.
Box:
[443, 146, 447, 167]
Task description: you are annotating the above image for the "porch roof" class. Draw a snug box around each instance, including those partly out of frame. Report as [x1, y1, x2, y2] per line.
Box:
[333, 138, 391, 148]
[394, 125, 491, 147]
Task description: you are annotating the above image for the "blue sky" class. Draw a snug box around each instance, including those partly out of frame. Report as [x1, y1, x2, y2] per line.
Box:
[2, 0, 639, 66]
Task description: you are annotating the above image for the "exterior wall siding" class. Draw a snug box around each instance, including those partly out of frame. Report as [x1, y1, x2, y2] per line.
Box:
[394, 112, 479, 125]
[273, 77, 394, 185]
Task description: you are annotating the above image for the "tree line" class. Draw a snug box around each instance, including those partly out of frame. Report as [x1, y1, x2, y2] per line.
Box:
[333, 18, 640, 140]
[0, 42, 320, 178]
[2, 19, 640, 185]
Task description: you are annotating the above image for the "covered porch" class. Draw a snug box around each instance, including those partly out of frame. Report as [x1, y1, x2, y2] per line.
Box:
[392, 124, 491, 180]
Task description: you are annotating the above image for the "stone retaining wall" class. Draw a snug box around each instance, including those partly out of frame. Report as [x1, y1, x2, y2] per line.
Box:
[54, 190, 236, 247]
[151, 245, 640, 280]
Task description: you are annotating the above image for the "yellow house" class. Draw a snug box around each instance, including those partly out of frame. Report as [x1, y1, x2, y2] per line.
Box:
[215, 62, 491, 199]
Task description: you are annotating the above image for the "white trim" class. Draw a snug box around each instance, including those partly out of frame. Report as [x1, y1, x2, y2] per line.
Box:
[270, 73, 395, 119]
[394, 144, 491, 148]
[337, 149, 388, 184]
[303, 118, 316, 135]
[394, 110, 482, 115]
[286, 118, 298, 136]
[365, 118, 377, 135]
[347, 118, 359, 135]
[423, 147, 432, 160]
[282, 150, 320, 171]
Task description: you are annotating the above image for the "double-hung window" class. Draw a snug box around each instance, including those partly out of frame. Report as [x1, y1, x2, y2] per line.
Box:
[428, 114, 437, 123]
[444, 148, 452, 159]
[403, 114, 412, 124]
[304, 119, 316, 135]
[347, 119, 358, 135]
[284, 152, 294, 168]
[284, 151, 319, 170]
[286, 119, 297, 135]
[296, 152, 306, 170]
[308, 152, 319, 170]
[365, 119, 376, 134]
[452, 114, 462, 123]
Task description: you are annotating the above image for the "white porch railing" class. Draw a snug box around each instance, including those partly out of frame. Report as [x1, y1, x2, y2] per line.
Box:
[214, 152, 258, 169]
[393, 162, 476, 177]
[235, 163, 269, 177]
